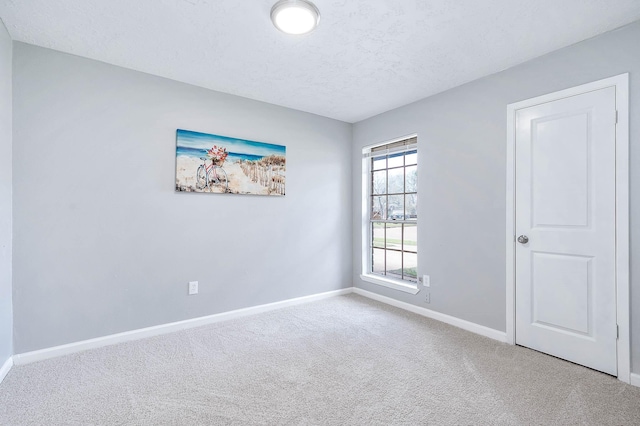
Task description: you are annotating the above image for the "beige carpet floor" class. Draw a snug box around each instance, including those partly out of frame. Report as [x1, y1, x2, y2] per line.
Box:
[1, 294, 639, 425]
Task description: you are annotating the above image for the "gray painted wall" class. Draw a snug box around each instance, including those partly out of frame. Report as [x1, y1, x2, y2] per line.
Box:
[352, 22, 640, 372]
[12, 43, 352, 353]
[0, 20, 13, 367]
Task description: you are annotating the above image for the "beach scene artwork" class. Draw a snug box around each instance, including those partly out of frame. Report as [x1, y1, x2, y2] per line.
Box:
[175, 129, 286, 196]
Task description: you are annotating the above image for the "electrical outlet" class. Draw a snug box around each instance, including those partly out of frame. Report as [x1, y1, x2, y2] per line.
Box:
[423, 275, 430, 287]
[425, 292, 430, 304]
[188, 281, 199, 295]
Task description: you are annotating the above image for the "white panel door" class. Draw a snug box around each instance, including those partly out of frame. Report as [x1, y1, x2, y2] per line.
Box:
[515, 86, 617, 375]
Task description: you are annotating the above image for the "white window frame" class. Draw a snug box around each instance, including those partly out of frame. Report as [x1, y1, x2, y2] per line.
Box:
[361, 134, 419, 294]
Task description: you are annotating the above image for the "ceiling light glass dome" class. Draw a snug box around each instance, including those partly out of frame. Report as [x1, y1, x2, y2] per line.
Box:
[271, 0, 320, 35]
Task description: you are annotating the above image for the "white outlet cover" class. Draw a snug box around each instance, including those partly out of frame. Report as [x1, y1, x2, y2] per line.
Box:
[188, 281, 199, 295]
[423, 275, 430, 287]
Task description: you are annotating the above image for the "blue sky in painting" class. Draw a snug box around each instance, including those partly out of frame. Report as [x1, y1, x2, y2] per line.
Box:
[176, 129, 285, 157]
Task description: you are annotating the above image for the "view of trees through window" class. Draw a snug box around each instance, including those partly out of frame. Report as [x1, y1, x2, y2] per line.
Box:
[369, 138, 417, 282]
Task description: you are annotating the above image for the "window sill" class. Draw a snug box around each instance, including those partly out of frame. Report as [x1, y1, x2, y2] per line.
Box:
[359, 274, 420, 295]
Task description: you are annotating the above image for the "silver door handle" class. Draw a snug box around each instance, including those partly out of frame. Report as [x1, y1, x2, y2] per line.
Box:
[517, 235, 529, 244]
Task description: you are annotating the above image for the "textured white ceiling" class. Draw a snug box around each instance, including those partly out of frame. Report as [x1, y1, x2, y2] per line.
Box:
[1, 0, 640, 122]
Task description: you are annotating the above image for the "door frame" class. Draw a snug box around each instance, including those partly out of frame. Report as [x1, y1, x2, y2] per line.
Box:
[505, 74, 630, 383]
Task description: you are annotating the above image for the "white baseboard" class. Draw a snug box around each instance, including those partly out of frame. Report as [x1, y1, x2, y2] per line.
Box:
[353, 287, 508, 343]
[9, 283, 632, 384]
[13, 286, 511, 365]
[0, 356, 13, 384]
[13, 288, 352, 365]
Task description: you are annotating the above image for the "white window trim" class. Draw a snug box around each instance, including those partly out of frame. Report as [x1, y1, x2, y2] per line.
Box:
[361, 134, 419, 295]
[359, 273, 420, 294]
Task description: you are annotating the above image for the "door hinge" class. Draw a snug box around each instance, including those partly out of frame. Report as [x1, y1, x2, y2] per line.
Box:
[615, 110, 619, 124]
[617, 324, 619, 339]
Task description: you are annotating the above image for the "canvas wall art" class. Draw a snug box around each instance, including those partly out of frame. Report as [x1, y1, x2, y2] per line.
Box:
[175, 129, 286, 196]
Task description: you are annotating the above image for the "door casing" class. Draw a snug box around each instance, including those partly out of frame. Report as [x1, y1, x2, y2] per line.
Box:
[505, 74, 630, 383]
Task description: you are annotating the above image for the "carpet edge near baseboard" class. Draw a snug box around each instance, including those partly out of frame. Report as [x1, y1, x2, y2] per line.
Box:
[12, 288, 353, 366]
[9, 286, 640, 390]
[353, 287, 508, 343]
[353, 288, 640, 388]
[0, 356, 12, 384]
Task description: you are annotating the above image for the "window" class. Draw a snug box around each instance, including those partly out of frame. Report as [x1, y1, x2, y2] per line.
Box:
[362, 136, 418, 293]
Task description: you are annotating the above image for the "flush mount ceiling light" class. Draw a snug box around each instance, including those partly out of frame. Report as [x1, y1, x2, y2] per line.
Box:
[271, 0, 320, 35]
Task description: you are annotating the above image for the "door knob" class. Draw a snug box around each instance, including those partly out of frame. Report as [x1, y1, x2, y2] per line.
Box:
[517, 235, 529, 244]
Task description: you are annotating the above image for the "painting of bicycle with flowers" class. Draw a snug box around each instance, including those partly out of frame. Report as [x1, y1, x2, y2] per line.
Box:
[175, 129, 286, 196]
